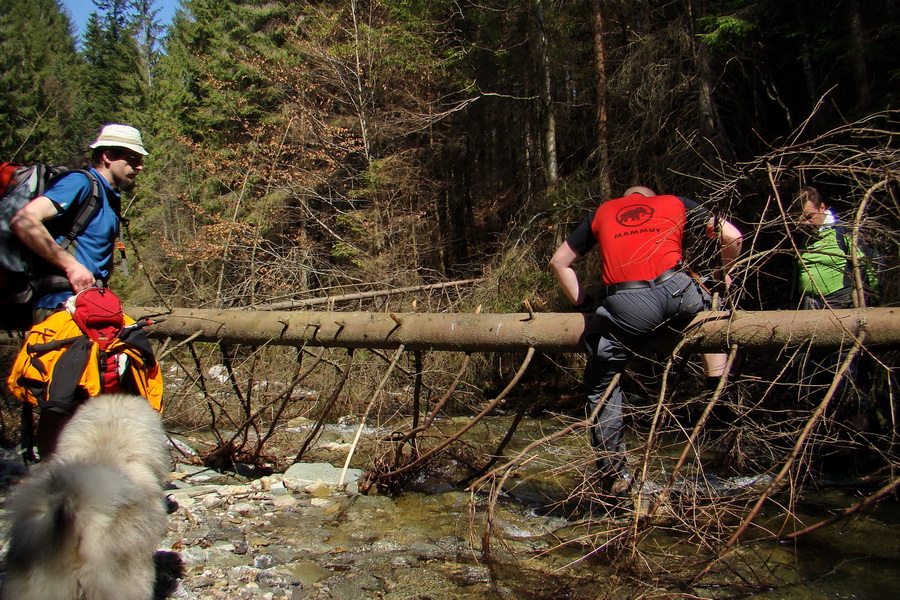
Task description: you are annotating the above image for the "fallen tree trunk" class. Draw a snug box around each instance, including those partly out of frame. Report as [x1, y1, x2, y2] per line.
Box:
[253, 278, 483, 311]
[127, 307, 900, 353]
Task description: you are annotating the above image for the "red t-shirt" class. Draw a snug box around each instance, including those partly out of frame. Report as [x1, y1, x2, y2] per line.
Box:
[567, 194, 711, 285]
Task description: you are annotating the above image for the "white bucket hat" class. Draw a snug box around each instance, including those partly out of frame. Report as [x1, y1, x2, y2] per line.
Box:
[89, 124, 148, 156]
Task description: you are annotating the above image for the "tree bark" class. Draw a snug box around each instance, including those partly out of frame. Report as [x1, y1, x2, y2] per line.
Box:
[531, 0, 558, 183]
[687, 0, 727, 157]
[592, 0, 611, 199]
[349, 0, 372, 164]
[128, 307, 900, 353]
[847, 0, 870, 108]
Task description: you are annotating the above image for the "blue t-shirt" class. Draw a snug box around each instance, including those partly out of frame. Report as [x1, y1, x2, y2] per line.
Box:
[37, 168, 120, 308]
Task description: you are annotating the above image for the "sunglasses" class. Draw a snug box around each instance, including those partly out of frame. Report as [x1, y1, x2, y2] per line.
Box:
[114, 149, 144, 166]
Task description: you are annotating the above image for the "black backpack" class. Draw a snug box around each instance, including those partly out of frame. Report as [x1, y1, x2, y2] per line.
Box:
[0, 162, 102, 330]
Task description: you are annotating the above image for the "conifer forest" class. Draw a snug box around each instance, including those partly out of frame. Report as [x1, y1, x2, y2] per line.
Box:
[2, 0, 900, 597]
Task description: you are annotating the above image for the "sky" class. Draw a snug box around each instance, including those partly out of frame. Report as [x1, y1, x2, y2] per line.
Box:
[61, 0, 182, 39]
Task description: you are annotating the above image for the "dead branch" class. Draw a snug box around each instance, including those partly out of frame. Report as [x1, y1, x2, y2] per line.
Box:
[722, 333, 867, 550]
[253, 278, 483, 310]
[341, 344, 406, 486]
[779, 475, 900, 540]
[659, 345, 741, 503]
[293, 349, 355, 464]
[387, 353, 472, 472]
[379, 347, 535, 484]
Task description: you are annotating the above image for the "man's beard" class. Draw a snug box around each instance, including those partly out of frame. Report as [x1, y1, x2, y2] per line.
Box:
[116, 175, 136, 192]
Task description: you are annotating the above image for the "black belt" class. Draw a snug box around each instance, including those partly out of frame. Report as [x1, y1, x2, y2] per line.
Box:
[605, 266, 682, 296]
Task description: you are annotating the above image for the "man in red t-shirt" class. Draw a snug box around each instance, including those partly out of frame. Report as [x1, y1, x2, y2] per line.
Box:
[550, 186, 742, 500]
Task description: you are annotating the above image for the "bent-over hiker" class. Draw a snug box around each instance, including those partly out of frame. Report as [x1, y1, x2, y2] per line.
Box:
[550, 186, 742, 502]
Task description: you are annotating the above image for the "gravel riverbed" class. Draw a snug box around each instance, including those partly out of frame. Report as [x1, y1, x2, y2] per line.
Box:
[0, 448, 591, 600]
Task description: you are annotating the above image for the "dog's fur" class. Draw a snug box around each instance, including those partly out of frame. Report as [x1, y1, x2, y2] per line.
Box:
[3, 394, 170, 600]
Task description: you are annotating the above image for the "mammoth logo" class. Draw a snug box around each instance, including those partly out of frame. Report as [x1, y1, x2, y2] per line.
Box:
[616, 204, 654, 227]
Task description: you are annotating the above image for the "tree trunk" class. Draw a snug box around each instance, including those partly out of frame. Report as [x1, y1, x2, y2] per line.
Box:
[254, 279, 483, 311]
[349, 0, 372, 164]
[847, 0, 870, 108]
[688, 0, 727, 157]
[794, 3, 818, 109]
[129, 307, 900, 353]
[592, 0, 611, 199]
[531, 0, 558, 184]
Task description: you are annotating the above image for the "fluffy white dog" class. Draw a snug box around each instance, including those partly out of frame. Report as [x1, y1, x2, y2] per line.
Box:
[3, 394, 170, 600]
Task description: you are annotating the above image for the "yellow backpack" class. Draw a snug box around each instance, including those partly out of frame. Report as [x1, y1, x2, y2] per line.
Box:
[7, 299, 163, 414]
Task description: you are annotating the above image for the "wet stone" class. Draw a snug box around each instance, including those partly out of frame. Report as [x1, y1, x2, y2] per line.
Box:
[282, 561, 330, 586]
[179, 546, 207, 565]
[202, 495, 225, 509]
[230, 502, 256, 516]
[254, 553, 284, 569]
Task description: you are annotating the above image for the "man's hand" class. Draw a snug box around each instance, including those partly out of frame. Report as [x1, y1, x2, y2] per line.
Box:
[65, 261, 97, 293]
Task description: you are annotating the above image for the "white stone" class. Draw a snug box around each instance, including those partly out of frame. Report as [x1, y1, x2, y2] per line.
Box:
[272, 494, 299, 509]
[282, 462, 363, 491]
[310, 497, 336, 509]
[202, 495, 225, 509]
[230, 502, 255, 516]
[207, 364, 229, 383]
[304, 479, 331, 497]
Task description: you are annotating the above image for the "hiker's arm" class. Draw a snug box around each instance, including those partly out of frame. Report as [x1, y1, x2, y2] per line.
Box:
[10, 196, 96, 293]
[550, 241, 585, 306]
[706, 217, 742, 284]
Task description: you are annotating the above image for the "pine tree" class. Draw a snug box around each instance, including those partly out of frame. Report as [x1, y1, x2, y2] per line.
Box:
[0, 0, 87, 161]
[132, 0, 165, 91]
[81, 0, 146, 129]
[144, 0, 476, 304]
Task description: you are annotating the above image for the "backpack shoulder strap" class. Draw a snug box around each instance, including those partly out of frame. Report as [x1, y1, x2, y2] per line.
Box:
[27, 172, 108, 299]
[832, 223, 850, 255]
[58, 170, 104, 252]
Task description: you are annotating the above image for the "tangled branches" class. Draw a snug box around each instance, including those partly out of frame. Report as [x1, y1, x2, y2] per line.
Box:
[469, 110, 900, 593]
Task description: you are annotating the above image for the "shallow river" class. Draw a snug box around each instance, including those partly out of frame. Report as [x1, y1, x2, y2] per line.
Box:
[1, 415, 897, 599]
[157, 416, 900, 599]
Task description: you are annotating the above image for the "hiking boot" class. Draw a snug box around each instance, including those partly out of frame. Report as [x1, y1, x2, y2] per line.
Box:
[593, 475, 633, 511]
[597, 471, 632, 496]
[608, 477, 631, 496]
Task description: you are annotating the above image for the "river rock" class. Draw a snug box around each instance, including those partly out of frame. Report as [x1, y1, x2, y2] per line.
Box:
[286, 416, 317, 429]
[282, 462, 363, 495]
[230, 502, 256, 516]
[271, 494, 299, 509]
[202, 494, 225, 509]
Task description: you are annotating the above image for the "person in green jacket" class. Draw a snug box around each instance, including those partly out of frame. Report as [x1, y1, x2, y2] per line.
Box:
[794, 186, 879, 309]
[793, 185, 878, 442]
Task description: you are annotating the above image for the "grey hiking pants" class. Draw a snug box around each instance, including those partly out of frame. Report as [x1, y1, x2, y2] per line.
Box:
[583, 271, 710, 478]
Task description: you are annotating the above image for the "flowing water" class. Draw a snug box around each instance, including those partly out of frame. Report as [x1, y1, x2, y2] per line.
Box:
[1, 413, 897, 599]
[158, 415, 900, 599]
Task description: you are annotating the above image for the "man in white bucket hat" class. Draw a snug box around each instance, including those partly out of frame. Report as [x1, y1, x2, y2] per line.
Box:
[10, 123, 147, 317]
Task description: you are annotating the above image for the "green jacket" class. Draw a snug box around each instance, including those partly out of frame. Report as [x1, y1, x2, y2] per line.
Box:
[796, 220, 879, 301]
